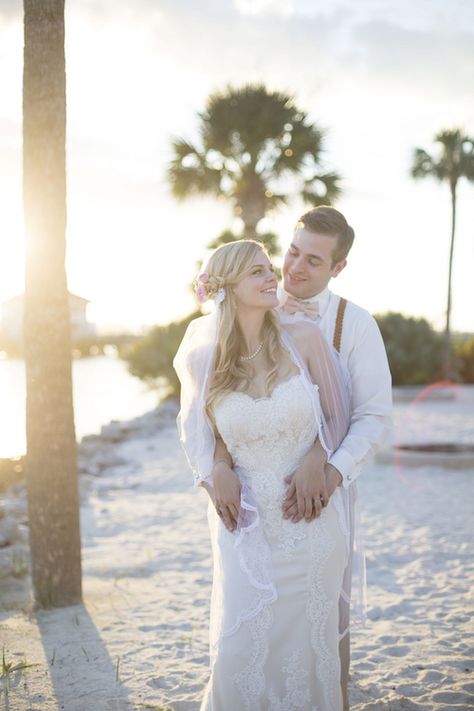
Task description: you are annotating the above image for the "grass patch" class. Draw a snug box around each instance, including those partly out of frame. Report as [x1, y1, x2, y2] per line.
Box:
[1, 647, 39, 696]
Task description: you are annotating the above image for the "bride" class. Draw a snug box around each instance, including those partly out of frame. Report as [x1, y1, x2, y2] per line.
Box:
[174, 239, 356, 711]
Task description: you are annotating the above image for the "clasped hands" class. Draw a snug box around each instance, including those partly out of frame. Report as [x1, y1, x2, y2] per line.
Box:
[206, 444, 342, 533]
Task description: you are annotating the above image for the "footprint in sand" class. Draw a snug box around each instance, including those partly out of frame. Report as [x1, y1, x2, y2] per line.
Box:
[147, 677, 174, 689]
[396, 683, 423, 696]
[383, 644, 410, 656]
[420, 669, 446, 683]
[431, 690, 474, 705]
[377, 635, 398, 644]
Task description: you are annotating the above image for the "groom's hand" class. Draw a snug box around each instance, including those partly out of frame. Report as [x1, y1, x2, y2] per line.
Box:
[324, 463, 343, 495]
[282, 463, 342, 523]
[282, 444, 328, 523]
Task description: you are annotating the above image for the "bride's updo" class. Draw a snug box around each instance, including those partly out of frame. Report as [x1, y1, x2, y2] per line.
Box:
[203, 240, 283, 414]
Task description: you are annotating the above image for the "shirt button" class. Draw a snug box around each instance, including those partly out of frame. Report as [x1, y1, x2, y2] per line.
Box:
[347, 475, 352, 481]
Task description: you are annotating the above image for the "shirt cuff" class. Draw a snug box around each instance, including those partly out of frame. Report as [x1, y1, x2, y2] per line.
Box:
[328, 449, 359, 488]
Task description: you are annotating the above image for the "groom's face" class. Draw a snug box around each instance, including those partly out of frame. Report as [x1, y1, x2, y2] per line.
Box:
[282, 227, 346, 299]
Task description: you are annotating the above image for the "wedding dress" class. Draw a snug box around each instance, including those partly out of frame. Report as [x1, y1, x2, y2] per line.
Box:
[200, 372, 348, 711]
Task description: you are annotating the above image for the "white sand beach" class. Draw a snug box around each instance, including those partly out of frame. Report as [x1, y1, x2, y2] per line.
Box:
[1, 388, 473, 710]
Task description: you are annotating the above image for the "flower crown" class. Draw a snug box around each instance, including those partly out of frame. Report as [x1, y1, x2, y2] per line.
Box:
[194, 272, 226, 305]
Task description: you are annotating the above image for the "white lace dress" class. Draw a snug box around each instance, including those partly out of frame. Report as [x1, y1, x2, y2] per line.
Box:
[201, 372, 348, 711]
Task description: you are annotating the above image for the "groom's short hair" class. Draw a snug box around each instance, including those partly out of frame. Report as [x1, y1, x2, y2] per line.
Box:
[296, 206, 355, 266]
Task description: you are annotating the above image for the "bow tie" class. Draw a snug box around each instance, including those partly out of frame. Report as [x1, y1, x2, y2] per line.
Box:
[282, 295, 320, 320]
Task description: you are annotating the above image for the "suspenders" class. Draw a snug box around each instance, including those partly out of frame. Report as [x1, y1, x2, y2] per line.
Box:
[332, 297, 347, 353]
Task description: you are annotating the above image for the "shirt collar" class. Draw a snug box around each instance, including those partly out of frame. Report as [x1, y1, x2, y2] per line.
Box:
[301, 286, 331, 309]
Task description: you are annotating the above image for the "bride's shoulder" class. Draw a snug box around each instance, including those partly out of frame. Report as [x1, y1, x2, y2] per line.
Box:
[281, 320, 321, 340]
[281, 321, 322, 355]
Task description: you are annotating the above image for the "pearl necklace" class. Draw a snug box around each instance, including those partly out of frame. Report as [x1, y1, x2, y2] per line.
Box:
[239, 340, 264, 361]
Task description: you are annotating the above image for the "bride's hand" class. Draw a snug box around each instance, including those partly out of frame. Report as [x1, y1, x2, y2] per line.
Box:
[200, 480, 216, 505]
[213, 461, 241, 532]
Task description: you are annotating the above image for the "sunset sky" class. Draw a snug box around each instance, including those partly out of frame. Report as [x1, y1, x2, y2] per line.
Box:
[1, 0, 473, 334]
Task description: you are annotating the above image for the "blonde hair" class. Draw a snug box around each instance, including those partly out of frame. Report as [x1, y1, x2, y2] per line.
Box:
[203, 240, 283, 415]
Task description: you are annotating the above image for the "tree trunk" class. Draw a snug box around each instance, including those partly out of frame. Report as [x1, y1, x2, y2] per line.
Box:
[240, 198, 265, 239]
[235, 170, 266, 239]
[445, 179, 457, 341]
[23, 0, 82, 607]
[242, 220, 258, 240]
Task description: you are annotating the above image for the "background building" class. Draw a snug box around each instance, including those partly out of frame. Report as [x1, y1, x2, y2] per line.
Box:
[0, 292, 96, 346]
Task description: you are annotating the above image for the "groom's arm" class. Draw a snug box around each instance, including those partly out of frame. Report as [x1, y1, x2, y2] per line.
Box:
[328, 314, 392, 487]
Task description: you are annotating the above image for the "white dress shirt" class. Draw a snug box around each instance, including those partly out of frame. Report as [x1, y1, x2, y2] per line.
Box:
[279, 286, 392, 487]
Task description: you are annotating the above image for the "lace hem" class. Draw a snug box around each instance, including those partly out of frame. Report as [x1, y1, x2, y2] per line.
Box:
[307, 516, 340, 710]
[233, 604, 273, 710]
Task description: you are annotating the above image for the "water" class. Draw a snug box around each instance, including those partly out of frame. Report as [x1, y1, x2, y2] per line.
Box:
[0, 354, 161, 458]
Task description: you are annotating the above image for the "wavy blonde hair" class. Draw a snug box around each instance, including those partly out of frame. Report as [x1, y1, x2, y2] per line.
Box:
[203, 240, 284, 415]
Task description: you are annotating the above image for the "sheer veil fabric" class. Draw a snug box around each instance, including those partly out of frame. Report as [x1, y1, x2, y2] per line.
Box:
[173, 303, 366, 660]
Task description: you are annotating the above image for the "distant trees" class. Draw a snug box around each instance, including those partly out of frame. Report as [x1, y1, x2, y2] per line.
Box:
[375, 312, 448, 385]
[125, 311, 201, 398]
[168, 84, 341, 240]
[411, 128, 474, 341]
[23, 0, 82, 606]
[125, 311, 471, 395]
[454, 337, 474, 384]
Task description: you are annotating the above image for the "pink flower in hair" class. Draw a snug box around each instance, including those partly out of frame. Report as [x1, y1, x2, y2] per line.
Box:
[196, 283, 208, 303]
[198, 272, 209, 283]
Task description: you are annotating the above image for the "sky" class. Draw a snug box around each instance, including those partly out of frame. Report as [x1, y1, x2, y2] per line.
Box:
[1, 0, 473, 334]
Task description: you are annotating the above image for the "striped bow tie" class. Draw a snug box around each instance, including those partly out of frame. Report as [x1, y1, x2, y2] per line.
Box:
[282, 296, 320, 320]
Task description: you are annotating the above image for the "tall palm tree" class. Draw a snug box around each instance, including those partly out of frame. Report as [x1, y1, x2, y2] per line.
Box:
[411, 128, 474, 340]
[168, 84, 341, 239]
[23, 0, 82, 606]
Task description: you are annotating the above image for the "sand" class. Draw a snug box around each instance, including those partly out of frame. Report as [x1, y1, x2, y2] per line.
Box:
[0, 388, 473, 710]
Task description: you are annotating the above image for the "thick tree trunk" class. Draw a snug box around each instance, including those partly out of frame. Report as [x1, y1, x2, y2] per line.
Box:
[235, 170, 266, 239]
[23, 0, 82, 607]
[242, 220, 258, 240]
[445, 179, 457, 341]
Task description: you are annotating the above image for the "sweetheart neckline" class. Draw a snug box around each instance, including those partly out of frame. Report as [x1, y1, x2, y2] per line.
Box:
[226, 372, 302, 403]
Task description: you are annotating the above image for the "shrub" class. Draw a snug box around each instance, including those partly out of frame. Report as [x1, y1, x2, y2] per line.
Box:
[374, 312, 449, 385]
[454, 336, 474, 383]
[123, 310, 201, 398]
[125, 310, 468, 397]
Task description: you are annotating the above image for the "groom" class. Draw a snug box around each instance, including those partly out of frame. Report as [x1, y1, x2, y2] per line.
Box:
[280, 205, 392, 513]
[279, 205, 392, 710]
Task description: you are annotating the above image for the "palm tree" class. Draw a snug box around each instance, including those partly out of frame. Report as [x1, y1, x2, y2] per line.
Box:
[207, 228, 280, 255]
[23, 0, 82, 606]
[411, 128, 474, 340]
[168, 84, 341, 239]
